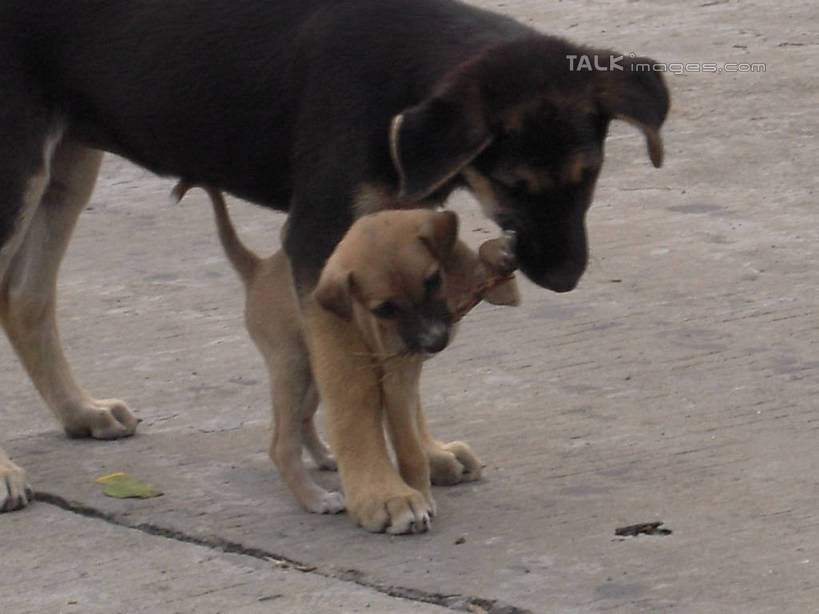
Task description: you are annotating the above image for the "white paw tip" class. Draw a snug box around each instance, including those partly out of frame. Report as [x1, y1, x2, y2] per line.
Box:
[308, 491, 346, 514]
[387, 510, 431, 535]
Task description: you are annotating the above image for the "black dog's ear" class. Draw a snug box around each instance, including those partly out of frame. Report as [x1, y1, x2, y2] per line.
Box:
[597, 57, 670, 167]
[391, 95, 493, 201]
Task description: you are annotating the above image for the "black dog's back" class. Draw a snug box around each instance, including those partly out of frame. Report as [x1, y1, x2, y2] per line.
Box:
[2, 0, 668, 291]
[3, 0, 529, 208]
[3, 0, 326, 206]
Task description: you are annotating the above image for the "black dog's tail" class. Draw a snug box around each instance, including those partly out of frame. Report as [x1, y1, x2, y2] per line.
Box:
[171, 181, 259, 283]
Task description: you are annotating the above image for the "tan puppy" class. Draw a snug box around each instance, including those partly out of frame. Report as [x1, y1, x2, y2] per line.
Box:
[314, 210, 519, 532]
[175, 183, 518, 531]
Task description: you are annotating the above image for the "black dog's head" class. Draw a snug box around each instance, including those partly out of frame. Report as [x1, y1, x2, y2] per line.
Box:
[390, 37, 669, 292]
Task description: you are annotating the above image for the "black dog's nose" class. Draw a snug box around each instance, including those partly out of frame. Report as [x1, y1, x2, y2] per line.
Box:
[538, 269, 581, 293]
[520, 259, 585, 293]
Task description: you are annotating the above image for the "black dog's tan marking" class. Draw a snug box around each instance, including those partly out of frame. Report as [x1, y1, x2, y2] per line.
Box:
[0, 0, 668, 524]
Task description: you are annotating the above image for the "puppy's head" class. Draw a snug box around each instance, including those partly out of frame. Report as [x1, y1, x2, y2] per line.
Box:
[390, 36, 670, 293]
[314, 209, 459, 355]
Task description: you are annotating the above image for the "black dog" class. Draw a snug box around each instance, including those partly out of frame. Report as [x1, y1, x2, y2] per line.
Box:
[0, 0, 668, 528]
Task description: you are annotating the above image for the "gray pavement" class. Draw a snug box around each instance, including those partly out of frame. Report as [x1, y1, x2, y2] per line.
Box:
[2, 1, 817, 612]
[3, 504, 451, 614]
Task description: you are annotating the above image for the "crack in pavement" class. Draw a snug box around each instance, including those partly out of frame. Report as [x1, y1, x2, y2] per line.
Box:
[34, 491, 531, 614]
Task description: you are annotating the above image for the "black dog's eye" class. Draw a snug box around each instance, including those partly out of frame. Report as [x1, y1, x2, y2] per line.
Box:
[492, 175, 528, 196]
[491, 173, 529, 196]
[424, 271, 441, 295]
[508, 179, 529, 195]
[372, 301, 399, 319]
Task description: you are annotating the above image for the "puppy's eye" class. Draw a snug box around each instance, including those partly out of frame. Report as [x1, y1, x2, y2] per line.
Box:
[424, 271, 441, 295]
[372, 301, 399, 319]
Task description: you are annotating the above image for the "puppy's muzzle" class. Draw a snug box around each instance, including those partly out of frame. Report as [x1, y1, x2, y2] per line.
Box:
[401, 304, 454, 355]
[415, 322, 450, 355]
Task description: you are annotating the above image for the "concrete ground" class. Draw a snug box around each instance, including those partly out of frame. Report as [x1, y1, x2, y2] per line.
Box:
[1, 1, 817, 612]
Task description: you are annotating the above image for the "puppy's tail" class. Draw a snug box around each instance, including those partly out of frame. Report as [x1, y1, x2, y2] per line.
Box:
[171, 181, 259, 283]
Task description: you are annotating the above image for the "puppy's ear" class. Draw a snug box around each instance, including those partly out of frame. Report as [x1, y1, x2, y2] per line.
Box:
[419, 210, 459, 263]
[391, 87, 493, 201]
[313, 266, 355, 321]
[597, 56, 670, 168]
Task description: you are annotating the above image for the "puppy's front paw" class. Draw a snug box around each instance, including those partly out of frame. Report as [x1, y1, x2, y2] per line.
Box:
[0, 454, 34, 513]
[306, 490, 346, 514]
[428, 441, 484, 485]
[63, 398, 140, 440]
[350, 488, 432, 534]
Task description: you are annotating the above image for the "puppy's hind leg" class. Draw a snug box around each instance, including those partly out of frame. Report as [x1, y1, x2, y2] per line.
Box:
[1, 139, 139, 439]
[299, 380, 336, 471]
[269, 358, 344, 514]
[195, 184, 341, 513]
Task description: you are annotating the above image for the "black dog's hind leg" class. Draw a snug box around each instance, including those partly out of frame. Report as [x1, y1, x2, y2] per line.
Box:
[2, 139, 140, 439]
[1, 137, 140, 513]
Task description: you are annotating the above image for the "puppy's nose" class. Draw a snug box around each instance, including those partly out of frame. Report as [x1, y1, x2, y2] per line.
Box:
[419, 323, 450, 354]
